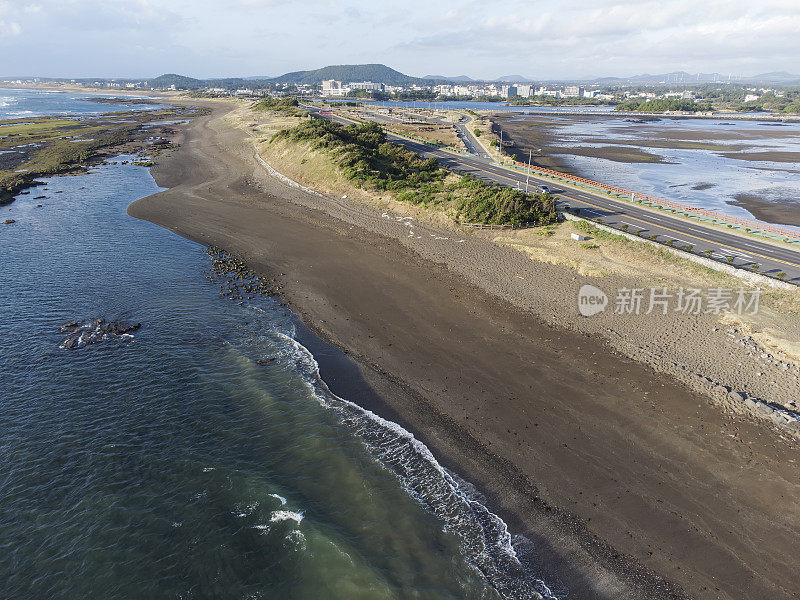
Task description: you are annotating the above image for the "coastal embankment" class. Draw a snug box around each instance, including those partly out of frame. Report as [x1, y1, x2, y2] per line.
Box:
[129, 100, 800, 600]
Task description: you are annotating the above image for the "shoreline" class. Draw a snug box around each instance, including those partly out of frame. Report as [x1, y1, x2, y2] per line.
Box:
[128, 100, 800, 600]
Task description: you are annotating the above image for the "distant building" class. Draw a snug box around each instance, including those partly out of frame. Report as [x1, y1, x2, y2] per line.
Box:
[564, 85, 585, 98]
[744, 94, 760, 103]
[516, 84, 534, 98]
[349, 81, 384, 92]
[322, 79, 349, 97]
[500, 85, 518, 98]
[537, 87, 562, 98]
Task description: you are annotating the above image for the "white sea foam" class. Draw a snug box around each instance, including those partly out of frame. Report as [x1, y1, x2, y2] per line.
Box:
[270, 510, 303, 524]
[272, 331, 558, 600]
[232, 501, 259, 518]
[285, 530, 306, 551]
[269, 493, 287, 506]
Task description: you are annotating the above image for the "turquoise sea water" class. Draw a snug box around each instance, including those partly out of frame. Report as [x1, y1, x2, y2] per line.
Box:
[0, 92, 556, 599]
[0, 88, 164, 119]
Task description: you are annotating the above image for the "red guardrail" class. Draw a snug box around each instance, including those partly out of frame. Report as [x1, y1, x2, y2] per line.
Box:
[328, 108, 799, 241]
[506, 159, 800, 240]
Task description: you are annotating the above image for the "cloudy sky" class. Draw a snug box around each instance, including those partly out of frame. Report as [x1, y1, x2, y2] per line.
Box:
[2, 0, 798, 80]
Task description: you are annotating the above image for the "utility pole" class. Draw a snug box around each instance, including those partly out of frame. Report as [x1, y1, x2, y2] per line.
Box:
[525, 148, 532, 193]
[499, 130, 503, 163]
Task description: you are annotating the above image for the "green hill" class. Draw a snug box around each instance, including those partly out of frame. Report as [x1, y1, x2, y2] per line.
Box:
[146, 64, 439, 90]
[270, 64, 426, 85]
[148, 74, 204, 90]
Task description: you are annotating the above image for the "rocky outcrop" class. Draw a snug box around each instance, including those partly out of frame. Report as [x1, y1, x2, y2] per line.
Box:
[59, 318, 141, 350]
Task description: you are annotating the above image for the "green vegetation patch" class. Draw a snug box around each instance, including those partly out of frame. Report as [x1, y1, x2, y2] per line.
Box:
[253, 97, 303, 115]
[616, 98, 713, 113]
[274, 119, 558, 226]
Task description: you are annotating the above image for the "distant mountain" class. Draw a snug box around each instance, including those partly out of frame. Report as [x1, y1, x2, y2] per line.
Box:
[587, 71, 800, 86]
[744, 71, 800, 84]
[425, 74, 475, 82]
[591, 71, 703, 85]
[495, 75, 530, 82]
[270, 64, 424, 85]
[148, 73, 204, 89]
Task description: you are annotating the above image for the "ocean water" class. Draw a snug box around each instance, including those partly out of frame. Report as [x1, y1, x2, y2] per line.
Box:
[0, 87, 164, 119]
[519, 114, 800, 230]
[0, 95, 556, 599]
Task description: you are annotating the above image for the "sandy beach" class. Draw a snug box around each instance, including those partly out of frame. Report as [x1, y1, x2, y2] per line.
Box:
[129, 101, 800, 600]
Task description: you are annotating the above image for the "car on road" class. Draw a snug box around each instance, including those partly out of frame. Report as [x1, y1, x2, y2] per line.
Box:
[538, 185, 551, 194]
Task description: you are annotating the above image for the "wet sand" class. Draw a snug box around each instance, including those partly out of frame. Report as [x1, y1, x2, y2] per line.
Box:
[129, 102, 800, 600]
[732, 193, 800, 228]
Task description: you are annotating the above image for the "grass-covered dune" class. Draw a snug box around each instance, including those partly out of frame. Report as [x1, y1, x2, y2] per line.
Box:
[253, 97, 304, 116]
[273, 118, 558, 227]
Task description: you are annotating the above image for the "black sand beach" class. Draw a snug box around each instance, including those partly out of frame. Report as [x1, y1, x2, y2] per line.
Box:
[129, 101, 800, 600]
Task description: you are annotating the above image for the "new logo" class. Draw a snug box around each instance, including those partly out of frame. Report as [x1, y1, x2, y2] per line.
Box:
[578, 284, 608, 317]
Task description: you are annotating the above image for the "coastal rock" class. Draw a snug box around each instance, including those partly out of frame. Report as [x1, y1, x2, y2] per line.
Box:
[59, 318, 141, 350]
[756, 403, 774, 416]
[770, 412, 787, 426]
[728, 390, 746, 402]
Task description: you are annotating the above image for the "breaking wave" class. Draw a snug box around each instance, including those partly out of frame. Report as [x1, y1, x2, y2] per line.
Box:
[273, 331, 558, 600]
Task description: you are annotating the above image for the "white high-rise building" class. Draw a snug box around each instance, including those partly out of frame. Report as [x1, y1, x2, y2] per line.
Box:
[516, 84, 534, 98]
[322, 79, 350, 97]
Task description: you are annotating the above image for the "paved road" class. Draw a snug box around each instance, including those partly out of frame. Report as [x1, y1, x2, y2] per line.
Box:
[453, 116, 491, 159]
[309, 107, 800, 284]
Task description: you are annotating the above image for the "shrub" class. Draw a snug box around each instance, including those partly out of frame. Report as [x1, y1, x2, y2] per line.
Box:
[275, 119, 557, 227]
[254, 97, 301, 115]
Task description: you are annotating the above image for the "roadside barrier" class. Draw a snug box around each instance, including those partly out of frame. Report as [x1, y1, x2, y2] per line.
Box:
[460, 222, 537, 230]
[503, 158, 800, 240]
[328, 108, 799, 241]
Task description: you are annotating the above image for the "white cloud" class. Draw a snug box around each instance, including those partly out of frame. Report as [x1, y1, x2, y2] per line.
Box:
[1, 0, 799, 79]
[0, 19, 21, 36]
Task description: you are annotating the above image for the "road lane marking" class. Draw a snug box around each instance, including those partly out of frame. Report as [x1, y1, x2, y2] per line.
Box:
[459, 161, 800, 270]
